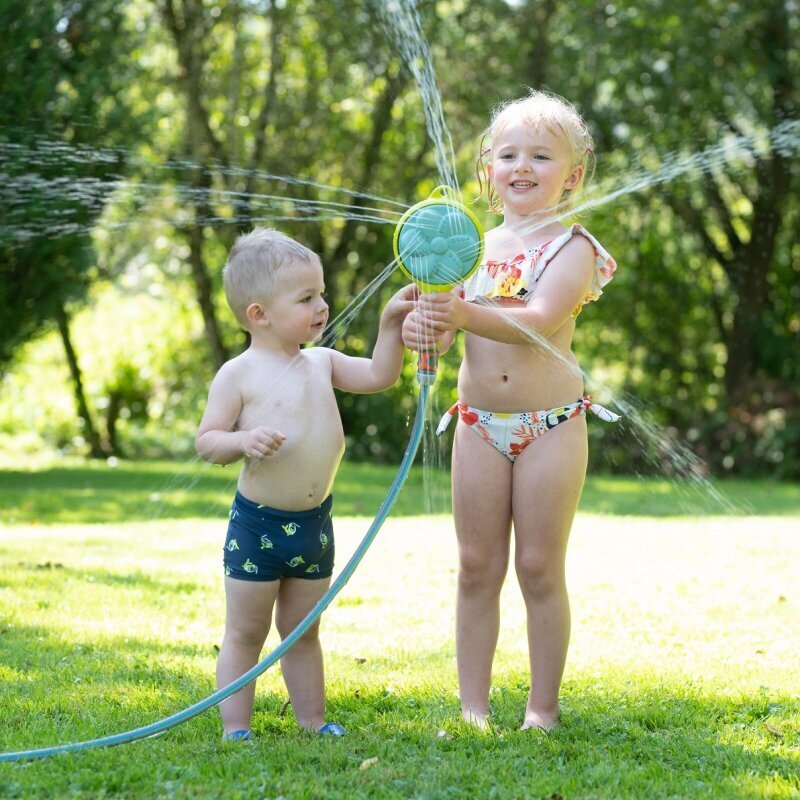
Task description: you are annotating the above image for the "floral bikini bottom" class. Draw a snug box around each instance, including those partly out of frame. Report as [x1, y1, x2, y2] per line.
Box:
[436, 396, 620, 462]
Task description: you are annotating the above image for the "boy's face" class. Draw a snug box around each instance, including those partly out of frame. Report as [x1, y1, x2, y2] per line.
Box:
[264, 257, 329, 345]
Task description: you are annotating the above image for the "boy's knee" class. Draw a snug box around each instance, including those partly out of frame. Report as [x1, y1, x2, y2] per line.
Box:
[276, 617, 321, 643]
[224, 616, 270, 650]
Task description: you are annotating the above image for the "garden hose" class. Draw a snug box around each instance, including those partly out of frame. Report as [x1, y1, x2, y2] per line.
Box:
[0, 383, 431, 762]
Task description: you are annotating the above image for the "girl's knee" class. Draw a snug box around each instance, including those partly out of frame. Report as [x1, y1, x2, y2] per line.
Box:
[458, 550, 507, 594]
[515, 552, 564, 600]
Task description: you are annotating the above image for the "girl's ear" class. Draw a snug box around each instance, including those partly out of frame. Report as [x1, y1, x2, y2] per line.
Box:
[245, 302, 269, 327]
[564, 164, 584, 190]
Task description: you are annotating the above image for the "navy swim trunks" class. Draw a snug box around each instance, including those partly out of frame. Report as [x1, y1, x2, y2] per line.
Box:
[223, 491, 335, 581]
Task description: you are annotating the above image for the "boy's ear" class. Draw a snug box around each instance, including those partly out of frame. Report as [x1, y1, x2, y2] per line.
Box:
[245, 302, 269, 326]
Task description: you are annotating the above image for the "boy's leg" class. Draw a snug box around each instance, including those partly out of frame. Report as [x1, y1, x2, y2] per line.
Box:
[217, 576, 280, 734]
[512, 417, 588, 730]
[451, 423, 513, 726]
[275, 576, 332, 731]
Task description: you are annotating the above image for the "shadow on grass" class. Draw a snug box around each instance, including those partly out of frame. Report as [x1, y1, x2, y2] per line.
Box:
[0, 620, 221, 752]
[2, 460, 799, 526]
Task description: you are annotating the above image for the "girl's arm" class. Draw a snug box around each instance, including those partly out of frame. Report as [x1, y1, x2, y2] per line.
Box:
[196, 365, 285, 464]
[417, 236, 596, 343]
[329, 283, 417, 393]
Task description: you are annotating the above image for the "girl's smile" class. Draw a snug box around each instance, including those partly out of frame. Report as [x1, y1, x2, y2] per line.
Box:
[488, 119, 582, 218]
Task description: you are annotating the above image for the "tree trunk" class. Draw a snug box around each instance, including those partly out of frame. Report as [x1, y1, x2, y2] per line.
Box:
[187, 171, 230, 369]
[723, 0, 794, 404]
[55, 303, 109, 458]
[519, 0, 556, 89]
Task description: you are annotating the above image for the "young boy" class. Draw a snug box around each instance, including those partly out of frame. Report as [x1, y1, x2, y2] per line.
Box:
[196, 227, 415, 740]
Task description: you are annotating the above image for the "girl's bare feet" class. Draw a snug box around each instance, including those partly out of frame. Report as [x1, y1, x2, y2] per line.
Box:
[521, 709, 560, 732]
[462, 708, 491, 730]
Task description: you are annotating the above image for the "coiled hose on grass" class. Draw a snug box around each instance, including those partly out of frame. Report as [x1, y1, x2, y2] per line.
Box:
[0, 383, 430, 762]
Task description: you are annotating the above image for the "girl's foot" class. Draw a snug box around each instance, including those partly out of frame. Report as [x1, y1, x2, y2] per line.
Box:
[521, 710, 560, 732]
[462, 708, 491, 730]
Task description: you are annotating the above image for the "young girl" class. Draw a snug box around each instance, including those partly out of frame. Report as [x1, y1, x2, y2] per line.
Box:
[403, 90, 618, 731]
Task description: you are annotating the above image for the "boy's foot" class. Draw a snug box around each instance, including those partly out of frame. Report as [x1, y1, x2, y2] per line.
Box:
[222, 729, 252, 742]
[318, 722, 346, 737]
[521, 711, 560, 732]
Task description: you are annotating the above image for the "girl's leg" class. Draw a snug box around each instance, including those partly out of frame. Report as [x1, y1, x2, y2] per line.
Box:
[275, 576, 332, 731]
[217, 576, 280, 734]
[512, 416, 588, 730]
[451, 423, 514, 726]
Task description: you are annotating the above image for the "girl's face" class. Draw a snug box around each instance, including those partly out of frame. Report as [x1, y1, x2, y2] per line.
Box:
[263, 258, 329, 346]
[488, 117, 583, 219]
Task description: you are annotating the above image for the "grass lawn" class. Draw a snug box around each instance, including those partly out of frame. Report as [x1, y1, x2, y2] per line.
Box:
[0, 459, 798, 799]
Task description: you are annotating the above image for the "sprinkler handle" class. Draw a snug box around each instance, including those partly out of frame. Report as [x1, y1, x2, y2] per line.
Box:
[416, 350, 438, 386]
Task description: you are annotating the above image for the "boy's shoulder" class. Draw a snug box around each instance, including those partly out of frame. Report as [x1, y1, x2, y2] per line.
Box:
[301, 345, 336, 370]
[218, 349, 253, 373]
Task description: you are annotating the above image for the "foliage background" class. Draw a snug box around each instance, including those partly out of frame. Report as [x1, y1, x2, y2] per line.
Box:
[1, 0, 798, 477]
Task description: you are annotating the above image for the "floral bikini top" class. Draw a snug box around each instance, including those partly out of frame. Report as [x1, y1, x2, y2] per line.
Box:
[462, 223, 617, 318]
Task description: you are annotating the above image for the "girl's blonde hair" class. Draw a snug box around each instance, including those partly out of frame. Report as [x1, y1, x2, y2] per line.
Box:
[477, 89, 596, 214]
[223, 227, 320, 328]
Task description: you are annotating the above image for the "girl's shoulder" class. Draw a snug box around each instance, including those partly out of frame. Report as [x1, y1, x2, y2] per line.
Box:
[560, 223, 617, 285]
[554, 224, 618, 313]
[463, 223, 617, 305]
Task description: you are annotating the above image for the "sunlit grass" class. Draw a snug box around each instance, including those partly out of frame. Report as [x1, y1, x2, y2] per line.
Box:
[0, 462, 798, 798]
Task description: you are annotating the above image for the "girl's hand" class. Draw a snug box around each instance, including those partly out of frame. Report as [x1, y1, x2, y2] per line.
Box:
[402, 308, 449, 352]
[417, 291, 467, 331]
[240, 426, 285, 459]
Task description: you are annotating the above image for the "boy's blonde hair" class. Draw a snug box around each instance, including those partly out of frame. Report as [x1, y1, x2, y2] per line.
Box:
[223, 227, 320, 328]
[477, 89, 596, 214]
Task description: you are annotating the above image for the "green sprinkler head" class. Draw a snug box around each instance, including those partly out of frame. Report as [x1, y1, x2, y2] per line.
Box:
[393, 186, 485, 385]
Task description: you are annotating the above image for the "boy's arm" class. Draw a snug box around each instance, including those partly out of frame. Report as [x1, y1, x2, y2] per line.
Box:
[196, 365, 285, 465]
[329, 283, 417, 393]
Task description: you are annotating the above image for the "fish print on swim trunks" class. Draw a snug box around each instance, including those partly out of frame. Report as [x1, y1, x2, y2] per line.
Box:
[222, 491, 335, 581]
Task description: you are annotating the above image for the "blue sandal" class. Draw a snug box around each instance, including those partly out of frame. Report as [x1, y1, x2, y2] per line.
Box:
[318, 722, 346, 737]
[222, 729, 252, 742]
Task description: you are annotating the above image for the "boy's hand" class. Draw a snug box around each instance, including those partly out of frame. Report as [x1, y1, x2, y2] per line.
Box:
[240, 427, 286, 459]
[382, 283, 419, 325]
